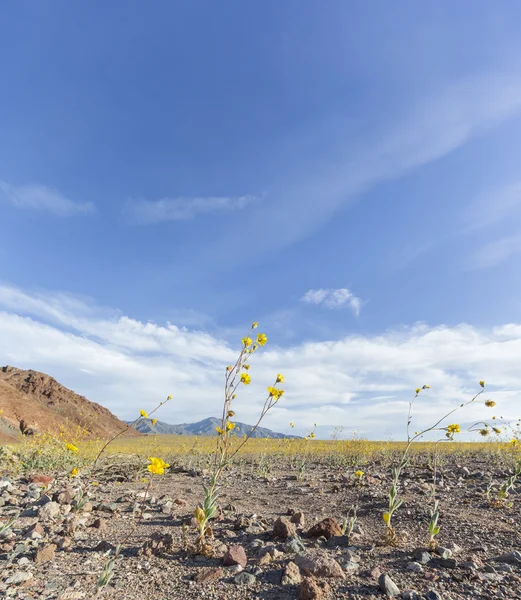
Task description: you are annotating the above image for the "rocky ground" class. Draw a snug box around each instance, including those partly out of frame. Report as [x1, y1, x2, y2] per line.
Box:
[1, 456, 521, 600]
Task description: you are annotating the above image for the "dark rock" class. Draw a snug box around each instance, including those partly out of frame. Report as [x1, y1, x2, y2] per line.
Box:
[193, 567, 224, 584]
[281, 560, 302, 585]
[273, 517, 298, 539]
[378, 573, 400, 597]
[223, 544, 248, 568]
[299, 576, 330, 600]
[306, 518, 343, 540]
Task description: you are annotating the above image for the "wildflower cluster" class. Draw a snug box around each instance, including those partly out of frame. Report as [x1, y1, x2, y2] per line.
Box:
[194, 321, 284, 554]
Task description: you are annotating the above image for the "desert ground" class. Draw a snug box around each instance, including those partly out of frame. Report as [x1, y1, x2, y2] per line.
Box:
[1, 438, 521, 600]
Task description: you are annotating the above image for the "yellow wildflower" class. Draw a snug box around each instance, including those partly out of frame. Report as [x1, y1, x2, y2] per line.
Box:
[276, 373, 284, 383]
[242, 337, 253, 347]
[480, 380, 485, 388]
[485, 400, 496, 407]
[290, 422, 294, 428]
[252, 322, 258, 329]
[510, 439, 519, 446]
[355, 470, 364, 478]
[310, 432, 315, 438]
[227, 410, 235, 418]
[446, 424, 461, 434]
[194, 506, 205, 523]
[215, 426, 224, 435]
[226, 365, 232, 371]
[383, 512, 391, 524]
[493, 427, 501, 434]
[140, 409, 149, 418]
[226, 422, 236, 431]
[415, 388, 421, 394]
[240, 373, 251, 385]
[66, 443, 79, 453]
[422, 384, 430, 389]
[70, 468, 79, 477]
[147, 457, 170, 475]
[244, 364, 250, 370]
[167, 395, 172, 400]
[151, 419, 158, 425]
[257, 333, 267, 346]
[479, 428, 489, 437]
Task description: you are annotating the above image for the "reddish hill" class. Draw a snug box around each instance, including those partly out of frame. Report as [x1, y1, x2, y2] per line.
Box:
[0, 366, 141, 443]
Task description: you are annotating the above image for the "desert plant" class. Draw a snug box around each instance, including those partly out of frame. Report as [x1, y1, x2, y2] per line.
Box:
[383, 381, 486, 544]
[193, 322, 284, 554]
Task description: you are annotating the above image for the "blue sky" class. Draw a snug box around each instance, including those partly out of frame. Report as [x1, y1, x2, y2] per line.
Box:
[1, 2, 521, 439]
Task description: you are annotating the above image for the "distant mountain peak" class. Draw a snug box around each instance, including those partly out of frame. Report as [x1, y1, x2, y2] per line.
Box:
[131, 416, 300, 438]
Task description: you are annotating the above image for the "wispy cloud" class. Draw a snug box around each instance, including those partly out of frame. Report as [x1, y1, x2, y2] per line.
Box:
[123, 195, 259, 225]
[0, 180, 95, 216]
[464, 182, 521, 232]
[207, 71, 521, 264]
[469, 235, 521, 269]
[1, 283, 521, 440]
[301, 288, 362, 315]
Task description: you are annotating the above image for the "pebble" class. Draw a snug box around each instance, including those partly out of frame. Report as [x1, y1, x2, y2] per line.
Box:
[379, 573, 400, 597]
[6, 571, 34, 584]
[234, 571, 256, 585]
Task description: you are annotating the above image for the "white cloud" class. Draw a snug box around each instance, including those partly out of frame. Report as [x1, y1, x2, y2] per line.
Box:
[123, 195, 259, 225]
[0, 181, 95, 216]
[1, 283, 520, 440]
[301, 288, 362, 315]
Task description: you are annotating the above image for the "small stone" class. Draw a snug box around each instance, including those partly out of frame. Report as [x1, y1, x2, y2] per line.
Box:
[234, 572, 256, 586]
[273, 517, 298, 539]
[283, 537, 306, 554]
[435, 558, 457, 569]
[39, 501, 60, 521]
[412, 548, 432, 564]
[34, 543, 57, 563]
[95, 540, 116, 553]
[55, 490, 72, 505]
[81, 502, 93, 513]
[90, 517, 107, 531]
[193, 567, 224, 584]
[225, 564, 243, 574]
[174, 498, 187, 506]
[55, 536, 72, 551]
[401, 591, 420, 600]
[425, 591, 442, 600]
[29, 475, 53, 486]
[299, 576, 330, 600]
[290, 511, 306, 527]
[407, 562, 422, 573]
[326, 535, 351, 548]
[6, 571, 34, 584]
[435, 546, 452, 559]
[281, 561, 302, 585]
[306, 517, 343, 540]
[223, 544, 248, 568]
[488, 551, 521, 564]
[295, 553, 345, 578]
[25, 523, 44, 539]
[379, 573, 400, 597]
[161, 501, 173, 514]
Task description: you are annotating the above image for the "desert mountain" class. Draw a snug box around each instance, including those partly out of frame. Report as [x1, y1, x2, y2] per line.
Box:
[132, 416, 300, 439]
[0, 366, 140, 443]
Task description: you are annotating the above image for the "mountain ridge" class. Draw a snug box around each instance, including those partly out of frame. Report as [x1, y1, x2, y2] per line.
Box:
[0, 365, 140, 442]
[131, 416, 300, 438]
